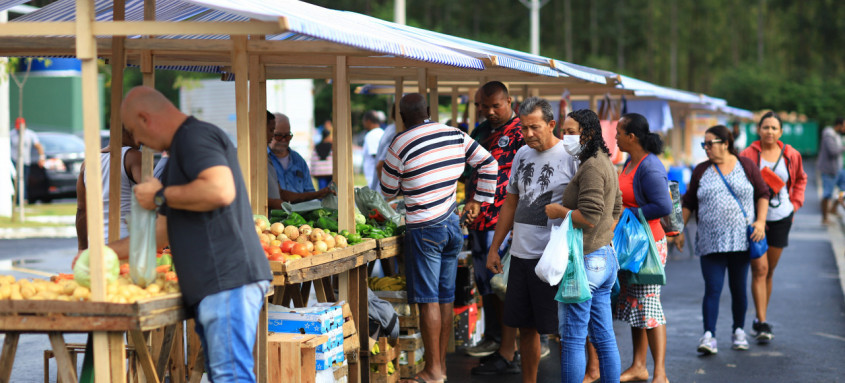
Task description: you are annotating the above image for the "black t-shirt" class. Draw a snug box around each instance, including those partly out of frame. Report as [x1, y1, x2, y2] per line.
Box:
[159, 117, 272, 311]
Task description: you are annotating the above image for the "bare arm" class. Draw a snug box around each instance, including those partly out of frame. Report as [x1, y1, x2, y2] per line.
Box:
[75, 165, 88, 251]
[486, 193, 518, 274]
[124, 148, 143, 185]
[104, 215, 169, 262]
[750, 197, 768, 241]
[33, 141, 45, 167]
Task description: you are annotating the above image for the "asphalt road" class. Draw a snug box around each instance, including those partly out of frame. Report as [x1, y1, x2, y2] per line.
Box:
[1, 168, 844, 382]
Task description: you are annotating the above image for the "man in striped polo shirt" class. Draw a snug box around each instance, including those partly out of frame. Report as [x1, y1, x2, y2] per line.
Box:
[381, 93, 498, 383]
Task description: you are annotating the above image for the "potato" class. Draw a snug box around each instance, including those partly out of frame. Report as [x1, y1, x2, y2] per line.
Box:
[270, 222, 285, 236]
[299, 225, 313, 236]
[324, 235, 336, 249]
[334, 235, 348, 248]
[284, 226, 299, 240]
[276, 234, 289, 242]
[0, 284, 11, 299]
[10, 284, 22, 300]
[147, 284, 161, 295]
[310, 229, 325, 242]
[72, 286, 90, 300]
[20, 285, 36, 299]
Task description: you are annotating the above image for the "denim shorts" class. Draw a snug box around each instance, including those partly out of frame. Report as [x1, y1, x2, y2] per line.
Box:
[821, 170, 845, 199]
[403, 213, 464, 304]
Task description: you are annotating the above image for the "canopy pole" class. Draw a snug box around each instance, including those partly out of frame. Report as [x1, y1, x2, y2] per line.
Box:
[450, 87, 459, 128]
[108, 0, 126, 244]
[140, 0, 155, 179]
[248, 38, 267, 215]
[428, 75, 439, 122]
[393, 77, 404, 133]
[232, 35, 251, 199]
[417, 68, 427, 97]
[77, 0, 111, 381]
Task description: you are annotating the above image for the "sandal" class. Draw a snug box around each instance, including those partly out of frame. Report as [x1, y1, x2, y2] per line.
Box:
[402, 376, 444, 383]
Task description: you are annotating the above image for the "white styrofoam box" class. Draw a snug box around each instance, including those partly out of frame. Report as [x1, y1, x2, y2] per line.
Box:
[267, 304, 342, 334]
[315, 327, 344, 353]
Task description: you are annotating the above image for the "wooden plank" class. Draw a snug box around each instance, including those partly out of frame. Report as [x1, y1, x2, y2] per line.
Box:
[155, 325, 177, 380]
[128, 330, 159, 383]
[185, 320, 201, 380]
[255, 295, 269, 383]
[284, 250, 377, 284]
[188, 351, 204, 383]
[393, 78, 404, 133]
[275, 240, 377, 273]
[248, 47, 264, 213]
[169, 323, 186, 383]
[48, 333, 78, 383]
[232, 35, 251, 199]
[321, 277, 336, 302]
[0, 332, 19, 383]
[108, 0, 126, 242]
[108, 332, 127, 383]
[417, 68, 428, 96]
[93, 20, 288, 37]
[314, 277, 328, 302]
[450, 87, 459, 128]
[253, 55, 269, 216]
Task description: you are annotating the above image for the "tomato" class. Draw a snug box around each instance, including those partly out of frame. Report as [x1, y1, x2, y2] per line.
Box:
[119, 264, 130, 276]
[281, 241, 297, 253]
[270, 247, 282, 256]
[292, 243, 310, 257]
[165, 271, 178, 281]
[269, 254, 286, 262]
[156, 264, 171, 274]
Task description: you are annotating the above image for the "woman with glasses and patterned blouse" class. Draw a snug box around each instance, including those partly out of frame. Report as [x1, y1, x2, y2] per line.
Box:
[676, 125, 769, 355]
[739, 112, 806, 343]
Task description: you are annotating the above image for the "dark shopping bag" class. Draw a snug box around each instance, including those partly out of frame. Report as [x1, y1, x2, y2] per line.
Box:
[629, 210, 666, 285]
[660, 181, 684, 236]
[614, 208, 649, 273]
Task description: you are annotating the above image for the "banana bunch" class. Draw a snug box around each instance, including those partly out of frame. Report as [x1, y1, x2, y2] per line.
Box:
[387, 361, 395, 375]
[368, 276, 406, 291]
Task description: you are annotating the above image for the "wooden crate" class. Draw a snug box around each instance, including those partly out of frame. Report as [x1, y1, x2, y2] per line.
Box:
[368, 337, 399, 383]
[342, 303, 360, 364]
[267, 333, 328, 383]
[375, 292, 420, 332]
[269, 240, 377, 285]
[375, 235, 403, 260]
[0, 293, 184, 332]
[399, 346, 425, 380]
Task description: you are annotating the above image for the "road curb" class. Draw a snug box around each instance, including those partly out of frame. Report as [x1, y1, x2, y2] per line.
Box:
[0, 226, 77, 239]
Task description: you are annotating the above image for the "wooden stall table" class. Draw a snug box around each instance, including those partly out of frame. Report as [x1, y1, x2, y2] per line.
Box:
[0, 294, 185, 383]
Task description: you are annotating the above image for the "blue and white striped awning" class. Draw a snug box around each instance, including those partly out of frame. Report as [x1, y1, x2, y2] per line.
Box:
[719, 105, 754, 119]
[617, 75, 706, 104]
[9, 0, 484, 70]
[552, 61, 609, 84]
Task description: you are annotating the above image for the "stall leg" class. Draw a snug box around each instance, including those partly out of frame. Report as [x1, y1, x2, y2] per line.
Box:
[48, 332, 78, 383]
[128, 330, 159, 383]
[155, 325, 177, 380]
[254, 294, 269, 383]
[0, 332, 19, 383]
[108, 332, 126, 383]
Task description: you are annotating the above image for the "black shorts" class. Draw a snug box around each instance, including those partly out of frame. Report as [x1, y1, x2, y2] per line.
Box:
[766, 212, 794, 248]
[503, 256, 559, 335]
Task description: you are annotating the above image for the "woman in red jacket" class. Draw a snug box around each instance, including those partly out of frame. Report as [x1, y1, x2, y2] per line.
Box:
[739, 111, 807, 343]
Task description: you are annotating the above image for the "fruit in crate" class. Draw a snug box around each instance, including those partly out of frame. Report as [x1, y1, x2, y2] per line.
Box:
[368, 276, 406, 291]
[0, 268, 179, 303]
[256, 216, 352, 262]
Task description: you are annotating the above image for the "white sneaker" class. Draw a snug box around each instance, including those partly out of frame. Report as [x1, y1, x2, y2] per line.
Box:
[697, 331, 718, 355]
[732, 328, 750, 350]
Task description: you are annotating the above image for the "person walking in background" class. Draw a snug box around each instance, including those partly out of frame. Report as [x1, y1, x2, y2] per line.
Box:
[380, 93, 497, 383]
[311, 129, 334, 189]
[9, 119, 45, 203]
[817, 117, 845, 224]
[613, 113, 672, 383]
[548, 109, 623, 383]
[677, 125, 769, 355]
[739, 112, 807, 343]
[464, 81, 526, 375]
[483, 97, 577, 382]
[363, 110, 385, 190]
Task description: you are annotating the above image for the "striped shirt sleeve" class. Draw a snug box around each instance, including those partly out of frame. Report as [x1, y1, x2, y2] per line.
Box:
[379, 142, 402, 198]
[462, 132, 497, 203]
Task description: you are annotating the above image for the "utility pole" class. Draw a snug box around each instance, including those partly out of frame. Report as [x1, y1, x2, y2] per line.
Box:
[394, 0, 405, 25]
[519, 0, 549, 55]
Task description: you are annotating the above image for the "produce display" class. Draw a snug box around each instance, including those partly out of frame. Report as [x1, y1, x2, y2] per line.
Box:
[368, 276, 407, 292]
[267, 207, 405, 243]
[370, 342, 396, 375]
[254, 215, 349, 263]
[0, 267, 178, 303]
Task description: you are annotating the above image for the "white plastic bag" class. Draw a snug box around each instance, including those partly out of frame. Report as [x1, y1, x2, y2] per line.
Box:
[129, 189, 157, 287]
[535, 212, 571, 285]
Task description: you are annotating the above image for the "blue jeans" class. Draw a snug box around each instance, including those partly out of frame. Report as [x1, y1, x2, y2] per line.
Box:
[404, 213, 463, 304]
[194, 280, 270, 383]
[700, 251, 749, 335]
[558, 245, 621, 383]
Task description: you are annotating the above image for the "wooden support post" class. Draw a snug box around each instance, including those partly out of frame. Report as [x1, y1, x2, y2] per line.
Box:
[76, 1, 110, 382]
[129, 331, 159, 383]
[522, 85, 530, 102]
[140, 0, 155, 180]
[355, 265, 368, 370]
[48, 333, 77, 383]
[155, 325, 177, 381]
[417, 69, 428, 98]
[108, 0, 126, 243]
[590, 95, 598, 113]
[333, 56, 354, 234]
[0, 332, 19, 382]
[108, 332, 127, 383]
[346, 266, 361, 383]
[232, 35, 251, 199]
[428, 75, 439, 122]
[467, 90, 477, 134]
[686, 111, 696, 162]
[450, 87, 459, 127]
[254, 294, 269, 383]
[393, 77, 404, 133]
[169, 324, 186, 383]
[248, 48, 268, 215]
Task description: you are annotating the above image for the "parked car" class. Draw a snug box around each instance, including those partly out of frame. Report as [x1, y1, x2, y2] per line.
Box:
[27, 132, 85, 202]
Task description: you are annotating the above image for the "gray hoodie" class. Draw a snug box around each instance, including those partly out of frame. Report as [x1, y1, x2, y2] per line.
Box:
[818, 126, 845, 175]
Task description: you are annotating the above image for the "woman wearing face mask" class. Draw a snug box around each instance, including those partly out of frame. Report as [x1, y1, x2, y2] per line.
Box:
[676, 125, 769, 355]
[546, 109, 623, 383]
[739, 112, 806, 343]
[614, 113, 673, 383]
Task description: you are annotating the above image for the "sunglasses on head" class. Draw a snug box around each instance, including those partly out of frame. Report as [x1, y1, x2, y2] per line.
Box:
[273, 133, 294, 139]
[700, 139, 723, 149]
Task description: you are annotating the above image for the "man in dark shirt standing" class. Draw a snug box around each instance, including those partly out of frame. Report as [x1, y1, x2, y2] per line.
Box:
[115, 86, 272, 382]
[464, 81, 527, 375]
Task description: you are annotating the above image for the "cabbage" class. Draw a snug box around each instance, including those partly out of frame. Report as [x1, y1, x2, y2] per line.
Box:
[74, 246, 120, 288]
[354, 212, 366, 225]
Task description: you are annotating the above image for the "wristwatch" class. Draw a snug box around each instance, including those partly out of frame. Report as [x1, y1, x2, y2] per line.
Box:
[154, 188, 167, 209]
